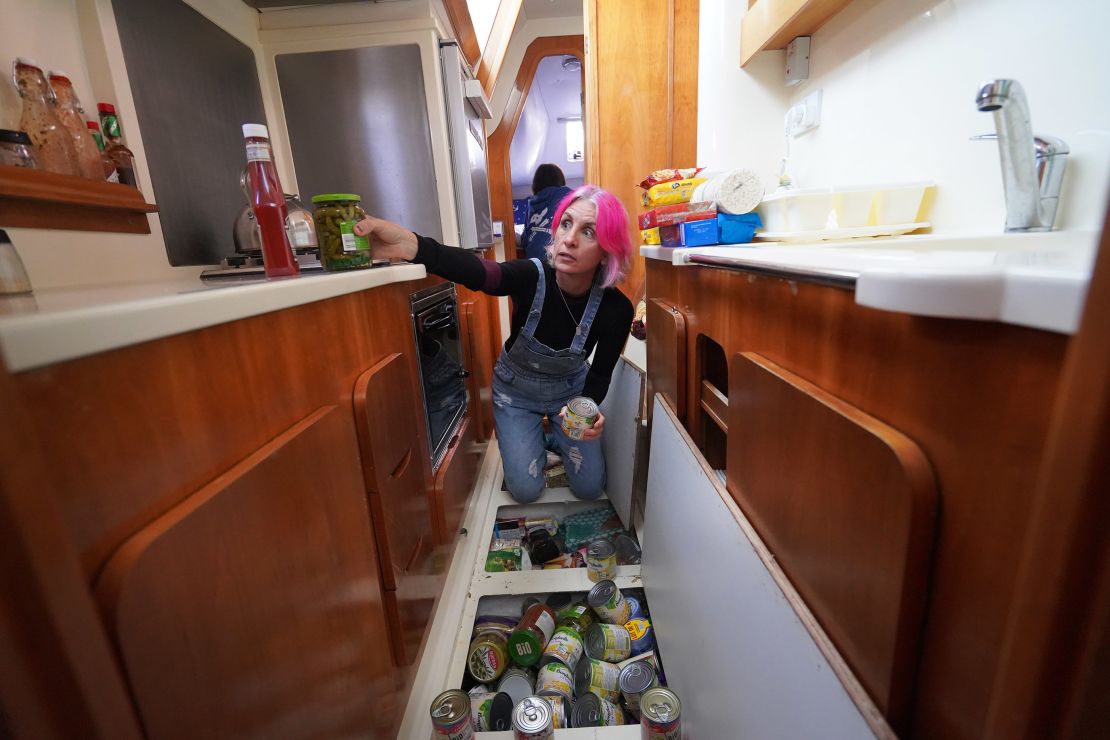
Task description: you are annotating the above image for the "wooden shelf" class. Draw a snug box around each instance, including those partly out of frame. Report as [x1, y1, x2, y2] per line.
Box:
[741, 0, 854, 66]
[0, 165, 158, 234]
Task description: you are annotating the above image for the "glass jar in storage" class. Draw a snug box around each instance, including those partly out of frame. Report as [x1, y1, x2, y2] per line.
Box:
[0, 129, 39, 168]
[311, 193, 372, 271]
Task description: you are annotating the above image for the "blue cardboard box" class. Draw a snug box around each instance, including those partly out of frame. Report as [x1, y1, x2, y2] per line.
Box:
[717, 212, 763, 244]
[680, 218, 718, 247]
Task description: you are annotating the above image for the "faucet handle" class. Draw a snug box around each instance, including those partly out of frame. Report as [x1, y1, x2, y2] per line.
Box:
[969, 133, 998, 141]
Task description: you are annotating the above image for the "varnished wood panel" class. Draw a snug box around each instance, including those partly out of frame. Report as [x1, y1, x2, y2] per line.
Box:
[10, 277, 436, 579]
[442, 0, 481, 67]
[983, 205, 1110, 740]
[741, 0, 853, 65]
[646, 258, 1069, 739]
[94, 405, 398, 740]
[487, 35, 584, 269]
[0, 373, 143, 740]
[646, 297, 687, 421]
[458, 288, 494, 441]
[431, 416, 479, 546]
[585, 0, 700, 303]
[728, 352, 938, 727]
[354, 352, 432, 592]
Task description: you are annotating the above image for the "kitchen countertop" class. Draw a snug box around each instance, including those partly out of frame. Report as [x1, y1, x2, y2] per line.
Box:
[642, 231, 1098, 334]
[0, 263, 427, 373]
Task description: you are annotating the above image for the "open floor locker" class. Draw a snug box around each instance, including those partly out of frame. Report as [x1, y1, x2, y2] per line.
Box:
[400, 358, 894, 738]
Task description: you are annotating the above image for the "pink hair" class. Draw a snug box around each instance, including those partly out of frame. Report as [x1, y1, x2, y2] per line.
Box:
[546, 185, 633, 289]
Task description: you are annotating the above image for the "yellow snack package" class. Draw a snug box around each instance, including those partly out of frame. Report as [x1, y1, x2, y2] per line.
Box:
[640, 227, 661, 245]
[641, 177, 707, 207]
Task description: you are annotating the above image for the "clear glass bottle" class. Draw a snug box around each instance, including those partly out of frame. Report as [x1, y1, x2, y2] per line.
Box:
[11, 57, 80, 176]
[242, 123, 299, 278]
[46, 70, 103, 181]
[86, 121, 119, 182]
[96, 102, 139, 190]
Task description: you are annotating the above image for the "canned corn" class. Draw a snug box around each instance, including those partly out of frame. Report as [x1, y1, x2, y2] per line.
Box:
[569, 691, 625, 727]
[573, 657, 621, 703]
[535, 661, 574, 702]
[541, 626, 584, 671]
[586, 538, 617, 582]
[584, 622, 632, 662]
[587, 579, 632, 625]
[561, 396, 599, 440]
[618, 660, 659, 718]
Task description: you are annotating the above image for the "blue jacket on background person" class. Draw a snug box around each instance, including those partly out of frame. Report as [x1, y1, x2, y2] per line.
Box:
[520, 164, 572, 261]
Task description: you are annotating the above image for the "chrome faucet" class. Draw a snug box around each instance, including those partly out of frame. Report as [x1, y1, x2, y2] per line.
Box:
[975, 79, 1068, 231]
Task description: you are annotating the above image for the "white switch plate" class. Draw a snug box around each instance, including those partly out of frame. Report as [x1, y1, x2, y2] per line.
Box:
[787, 89, 822, 137]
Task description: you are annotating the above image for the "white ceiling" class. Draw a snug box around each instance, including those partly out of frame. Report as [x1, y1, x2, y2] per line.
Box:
[522, 0, 583, 21]
[531, 53, 582, 121]
[509, 53, 584, 189]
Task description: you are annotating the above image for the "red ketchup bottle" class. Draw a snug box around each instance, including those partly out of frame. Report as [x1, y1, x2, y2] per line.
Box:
[241, 123, 299, 278]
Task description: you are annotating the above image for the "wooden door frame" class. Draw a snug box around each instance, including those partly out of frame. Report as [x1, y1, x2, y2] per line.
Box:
[486, 35, 585, 263]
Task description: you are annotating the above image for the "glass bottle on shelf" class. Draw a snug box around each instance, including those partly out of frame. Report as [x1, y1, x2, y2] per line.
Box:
[86, 121, 119, 182]
[46, 71, 103, 180]
[11, 57, 80, 176]
[95, 103, 139, 190]
[241, 123, 299, 278]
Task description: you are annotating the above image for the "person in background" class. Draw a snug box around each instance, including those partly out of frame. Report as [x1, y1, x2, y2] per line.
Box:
[354, 185, 634, 504]
[520, 163, 573, 261]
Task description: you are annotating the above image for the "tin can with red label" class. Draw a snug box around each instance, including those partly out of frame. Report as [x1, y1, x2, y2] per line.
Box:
[430, 689, 474, 740]
[640, 686, 682, 739]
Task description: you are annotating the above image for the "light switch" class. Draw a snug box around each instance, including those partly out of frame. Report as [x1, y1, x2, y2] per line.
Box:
[787, 89, 823, 138]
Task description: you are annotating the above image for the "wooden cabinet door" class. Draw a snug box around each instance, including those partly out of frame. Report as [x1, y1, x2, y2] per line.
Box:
[727, 352, 939, 729]
[431, 416, 479, 546]
[93, 405, 398, 740]
[353, 352, 433, 592]
[646, 297, 687, 421]
[459, 290, 494, 442]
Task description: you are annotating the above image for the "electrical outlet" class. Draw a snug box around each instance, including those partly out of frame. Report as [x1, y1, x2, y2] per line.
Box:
[787, 89, 822, 138]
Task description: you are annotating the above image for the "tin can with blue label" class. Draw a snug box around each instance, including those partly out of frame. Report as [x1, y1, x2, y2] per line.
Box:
[625, 595, 644, 621]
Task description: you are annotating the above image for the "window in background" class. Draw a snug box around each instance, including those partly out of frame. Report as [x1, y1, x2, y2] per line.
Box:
[467, 0, 500, 53]
[565, 119, 584, 162]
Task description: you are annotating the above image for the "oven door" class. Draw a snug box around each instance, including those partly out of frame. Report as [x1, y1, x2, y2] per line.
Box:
[411, 284, 469, 471]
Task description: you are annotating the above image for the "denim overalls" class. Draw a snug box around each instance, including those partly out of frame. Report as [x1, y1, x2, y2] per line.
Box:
[492, 259, 606, 503]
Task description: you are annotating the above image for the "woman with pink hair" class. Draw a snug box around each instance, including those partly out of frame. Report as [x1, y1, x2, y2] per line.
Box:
[355, 185, 634, 503]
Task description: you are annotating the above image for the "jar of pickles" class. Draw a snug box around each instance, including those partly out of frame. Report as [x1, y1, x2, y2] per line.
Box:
[311, 193, 372, 271]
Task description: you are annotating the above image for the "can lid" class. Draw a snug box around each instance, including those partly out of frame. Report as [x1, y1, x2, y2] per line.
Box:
[587, 538, 615, 558]
[618, 660, 657, 693]
[97, 102, 116, 115]
[583, 624, 606, 659]
[640, 686, 682, 722]
[508, 628, 542, 666]
[569, 691, 603, 727]
[496, 671, 533, 706]
[0, 129, 32, 145]
[587, 580, 617, 608]
[546, 592, 574, 612]
[310, 193, 361, 204]
[511, 696, 552, 732]
[429, 689, 470, 725]
[488, 692, 514, 731]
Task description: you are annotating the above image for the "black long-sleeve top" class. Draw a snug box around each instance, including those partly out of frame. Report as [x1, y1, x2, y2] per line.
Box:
[415, 235, 633, 403]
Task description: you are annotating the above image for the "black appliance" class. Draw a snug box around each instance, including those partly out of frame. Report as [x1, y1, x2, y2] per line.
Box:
[410, 283, 469, 471]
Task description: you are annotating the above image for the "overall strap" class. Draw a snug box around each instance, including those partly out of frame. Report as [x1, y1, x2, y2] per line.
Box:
[520, 258, 546, 340]
[568, 269, 606, 355]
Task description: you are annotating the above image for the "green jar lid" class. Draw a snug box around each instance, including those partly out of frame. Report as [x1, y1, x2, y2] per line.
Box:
[310, 193, 361, 204]
[508, 629, 543, 667]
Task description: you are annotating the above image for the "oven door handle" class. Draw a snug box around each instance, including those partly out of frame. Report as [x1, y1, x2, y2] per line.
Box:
[421, 313, 455, 331]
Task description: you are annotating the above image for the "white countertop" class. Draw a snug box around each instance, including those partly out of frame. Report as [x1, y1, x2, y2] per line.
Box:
[0, 264, 427, 372]
[643, 231, 1098, 334]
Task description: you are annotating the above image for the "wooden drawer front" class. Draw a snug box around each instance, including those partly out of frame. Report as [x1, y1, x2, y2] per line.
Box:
[727, 352, 938, 728]
[646, 298, 687, 421]
[93, 406, 398, 740]
[381, 538, 439, 669]
[354, 353, 433, 591]
[431, 416, 479, 546]
[459, 291, 494, 442]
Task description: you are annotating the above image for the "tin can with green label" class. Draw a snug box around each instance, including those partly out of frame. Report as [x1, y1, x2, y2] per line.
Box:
[561, 396, 599, 440]
[311, 193, 371, 271]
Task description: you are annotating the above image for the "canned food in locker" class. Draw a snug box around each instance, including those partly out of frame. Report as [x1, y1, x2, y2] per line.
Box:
[535, 661, 574, 702]
[430, 689, 474, 739]
[561, 396, 599, 440]
[569, 691, 625, 727]
[626, 617, 656, 654]
[469, 691, 513, 731]
[541, 626, 583, 671]
[573, 657, 621, 702]
[640, 686, 683, 739]
[618, 660, 659, 718]
[586, 538, 617, 582]
[587, 579, 632, 625]
[625, 595, 644, 620]
[497, 667, 535, 706]
[511, 695, 554, 739]
[584, 622, 632, 662]
[509, 603, 557, 667]
[557, 601, 597, 635]
[467, 630, 509, 683]
[540, 695, 570, 729]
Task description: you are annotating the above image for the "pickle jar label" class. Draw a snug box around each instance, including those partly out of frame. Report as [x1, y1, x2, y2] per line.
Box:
[339, 220, 370, 252]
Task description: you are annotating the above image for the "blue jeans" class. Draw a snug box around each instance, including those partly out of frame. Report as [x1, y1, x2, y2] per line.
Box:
[492, 361, 605, 503]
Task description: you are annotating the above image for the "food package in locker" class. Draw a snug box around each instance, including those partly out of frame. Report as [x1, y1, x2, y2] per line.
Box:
[640, 177, 707, 207]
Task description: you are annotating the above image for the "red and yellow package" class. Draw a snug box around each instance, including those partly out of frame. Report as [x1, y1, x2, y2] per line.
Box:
[638, 201, 717, 230]
[638, 167, 704, 189]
